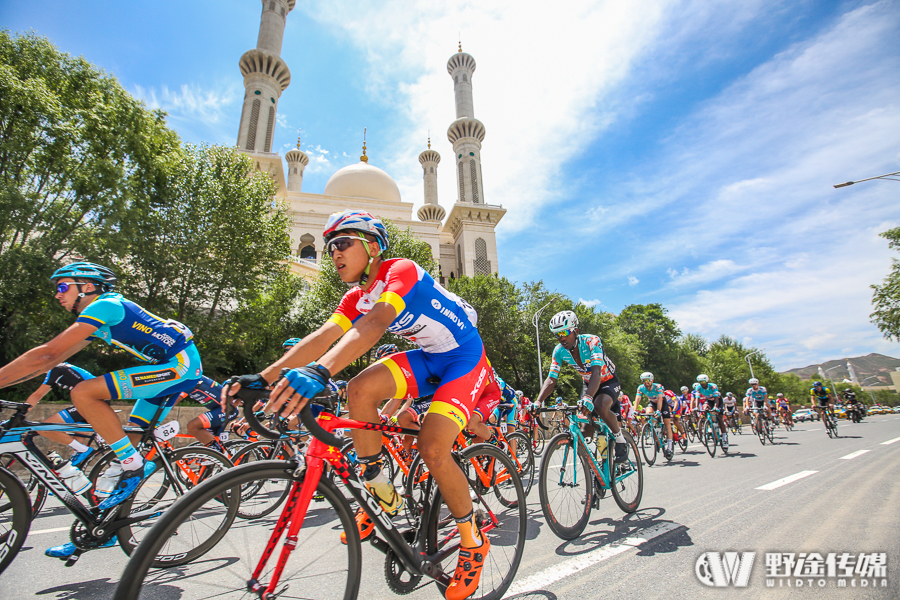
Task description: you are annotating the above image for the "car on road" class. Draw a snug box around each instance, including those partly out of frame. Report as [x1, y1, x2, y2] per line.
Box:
[794, 408, 817, 422]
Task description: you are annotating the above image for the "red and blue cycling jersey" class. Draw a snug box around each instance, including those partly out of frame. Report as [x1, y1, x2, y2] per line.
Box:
[327, 258, 478, 354]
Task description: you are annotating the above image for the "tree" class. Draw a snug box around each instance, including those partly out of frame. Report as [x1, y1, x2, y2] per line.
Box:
[0, 31, 179, 365]
[703, 336, 777, 397]
[871, 226, 900, 341]
[615, 304, 686, 388]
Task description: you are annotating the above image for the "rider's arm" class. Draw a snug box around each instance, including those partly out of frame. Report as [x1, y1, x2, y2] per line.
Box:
[25, 384, 53, 409]
[583, 365, 602, 400]
[534, 376, 557, 405]
[0, 322, 95, 388]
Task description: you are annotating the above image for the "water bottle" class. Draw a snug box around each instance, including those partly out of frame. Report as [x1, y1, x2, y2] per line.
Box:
[95, 463, 123, 498]
[596, 436, 608, 459]
[56, 461, 92, 495]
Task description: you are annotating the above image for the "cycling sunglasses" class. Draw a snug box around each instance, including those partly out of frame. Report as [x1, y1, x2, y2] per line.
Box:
[555, 328, 574, 338]
[326, 235, 366, 256]
[56, 282, 87, 294]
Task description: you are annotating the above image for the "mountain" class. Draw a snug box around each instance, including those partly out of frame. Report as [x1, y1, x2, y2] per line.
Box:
[781, 353, 900, 386]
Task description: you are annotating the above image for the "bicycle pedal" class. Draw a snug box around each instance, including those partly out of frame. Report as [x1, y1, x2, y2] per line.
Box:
[64, 550, 84, 567]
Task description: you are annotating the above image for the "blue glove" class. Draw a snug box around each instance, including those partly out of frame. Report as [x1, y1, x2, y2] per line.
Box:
[227, 373, 269, 390]
[284, 364, 332, 398]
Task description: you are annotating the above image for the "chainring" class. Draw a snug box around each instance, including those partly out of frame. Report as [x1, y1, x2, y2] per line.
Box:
[69, 520, 114, 551]
[384, 530, 423, 594]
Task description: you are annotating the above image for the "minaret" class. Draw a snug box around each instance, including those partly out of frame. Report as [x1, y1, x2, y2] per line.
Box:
[417, 137, 445, 222]
[285, 130, 309, 192]
[236, 0, 295, 153]
[447, 43, 486, 204]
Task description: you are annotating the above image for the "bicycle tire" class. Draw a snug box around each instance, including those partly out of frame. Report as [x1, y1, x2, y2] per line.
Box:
[116, 446, 235, 566]
[608, 430, 642, 513]
[428, 444, 526, 600]
[229, 440, 292, 519]
[538, 433, 591, 540]
[756, 418, 766, 446]
[506, 431, 535, 497]
[703, 420, 717, 457]
[0, 467, 31, 576]
[766, 420, 775, 444]
[113, 461, 360, 600]
[1, 455, 48, 517]
[640, 423, 657, 466]
[533, 427, 546, 457]
[676, 428, 688, 453]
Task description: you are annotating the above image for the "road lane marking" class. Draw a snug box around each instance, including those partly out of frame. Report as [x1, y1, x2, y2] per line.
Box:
[881, 436, 900, 445]
[756, 470, 818, 490]
[28, 526, 71, 535]
[503, 521, 680, 598]
[839, 450, 871, 460]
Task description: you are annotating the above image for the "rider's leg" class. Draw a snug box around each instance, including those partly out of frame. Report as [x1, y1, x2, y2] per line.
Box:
[187, 415, 215, 445]
[466, 411, 491, 443]
[37, 411, 82, 447]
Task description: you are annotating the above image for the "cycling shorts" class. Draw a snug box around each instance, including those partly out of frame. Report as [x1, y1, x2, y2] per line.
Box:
[492, 403, 517, 425]
[102, 345, 203, 427]
[404, 397, 434, 426]
[724, 405, 737, 414]
[753, 399, 766, 409]
[816, 398, 830, 408]
[198, 407, 239, 436]
[375, 336, 500, 433]
[704, 397, 724, 411]
[57, 406, 88, 425]
[588, 376, 622, 416]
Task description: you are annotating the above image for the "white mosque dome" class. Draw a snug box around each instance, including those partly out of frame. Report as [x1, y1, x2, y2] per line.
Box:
[323, 161, 402, 203]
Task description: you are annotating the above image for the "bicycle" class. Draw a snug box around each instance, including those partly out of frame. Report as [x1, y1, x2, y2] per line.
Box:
[725, 410, 742, 435]
[701, 407, 729, 457]
[0, 398, 236, 575]
[518, 409, 547, 457]
[822, 406, 839, 438]
[113, 388, 527, 600]
[750, 408, 774, 446]
[640, 410, 672, 466]
[537, 404, 643, 540]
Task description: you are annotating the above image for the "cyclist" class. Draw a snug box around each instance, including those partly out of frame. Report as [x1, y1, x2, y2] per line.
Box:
[776, 393, 793, 426]
[635, 372, 674, 459]
[619, 393, 637, 436]
[746, 378, 770, 433]
[532, 310, 628, 463]
[184, 376, 237, 452]
[0, 262, 202, 510]
[225, 210, 500, 600]
[694, 374, 727, 447]
[811, 381, 835, 422]
[665, 389, 687, 443]
[722, 392, 738, 427]
[487, 369, 519, 451]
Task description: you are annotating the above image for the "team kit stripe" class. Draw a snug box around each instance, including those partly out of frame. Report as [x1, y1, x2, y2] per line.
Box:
[381, 356, 412, 399]
[327, 313, 353, 333]
[377, 291, 406, 315]
[78, 314, 105, 326]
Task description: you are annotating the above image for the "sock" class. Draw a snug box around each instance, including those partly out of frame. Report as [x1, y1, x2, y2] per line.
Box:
[455, 510, 484, 548]
[110, 436, 144, 472]
[615, 430, 626, 444]
[358, 454, 384, 481]
[68, 440, 90, 453]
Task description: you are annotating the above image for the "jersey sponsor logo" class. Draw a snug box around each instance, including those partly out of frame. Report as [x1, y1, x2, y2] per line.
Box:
[152, 331, 176, 347]
[431, 299, 442, 310]
[130, 369, 178, 387]
[446, 408, 465, 429]
[132, 322, 153, 334]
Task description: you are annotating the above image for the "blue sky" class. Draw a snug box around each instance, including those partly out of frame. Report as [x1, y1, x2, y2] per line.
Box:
[4, 0, 899, 371]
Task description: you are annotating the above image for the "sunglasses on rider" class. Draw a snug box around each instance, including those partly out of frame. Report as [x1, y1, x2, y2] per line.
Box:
[56, 282, 87, 294]
[326, 235, 366, 256]
[555, 328, 574, 339]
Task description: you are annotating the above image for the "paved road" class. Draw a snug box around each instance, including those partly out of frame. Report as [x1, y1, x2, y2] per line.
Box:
[2, 414, 899, 599]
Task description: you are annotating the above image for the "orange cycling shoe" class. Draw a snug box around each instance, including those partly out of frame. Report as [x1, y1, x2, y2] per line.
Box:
[445, 536, 491, 600]
[340, 508, 375, 545]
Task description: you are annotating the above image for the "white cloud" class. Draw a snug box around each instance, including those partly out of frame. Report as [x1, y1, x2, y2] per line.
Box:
[304, 145, 334, 174]
[578, 298, 604, 309]
[133, 81, 239, 126]
[628, 276, 639, 286]
[665, 260, 744, 288]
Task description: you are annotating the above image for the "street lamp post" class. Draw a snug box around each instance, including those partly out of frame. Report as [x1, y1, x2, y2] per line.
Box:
[861, 376, 879, 404]
[532, 297, 559, 384]
[744, 349, 763, 380]
[824, 365, 842, 401]
[834, 170, 900, 188]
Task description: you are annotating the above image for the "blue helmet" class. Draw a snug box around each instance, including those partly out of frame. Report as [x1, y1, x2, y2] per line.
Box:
[375, 344, 399, 360]
[323, 210, 389, 253]
[813, 381, 822, 387]
[50, 262, 116, 292]
[282, 337, 303, 348]
[334, 380, 348, 390]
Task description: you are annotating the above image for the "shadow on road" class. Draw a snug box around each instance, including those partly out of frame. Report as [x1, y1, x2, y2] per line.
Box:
[506, 591, 559, 600]
[37, 578, 182, 599]
[553, 507, 691, 559]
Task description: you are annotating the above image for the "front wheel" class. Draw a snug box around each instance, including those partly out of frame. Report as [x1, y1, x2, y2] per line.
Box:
[609, 431, 642, 513]
[640, 423, 657, 466]
[0, 467, 31, 576]
[113, 461, 361, 600]
[538, 434, 591, 540]
[702, 420, 717, 457]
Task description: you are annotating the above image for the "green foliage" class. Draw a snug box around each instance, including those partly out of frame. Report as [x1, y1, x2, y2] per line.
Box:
[702, 335, 778, 397]
[871, 226, 900, 342]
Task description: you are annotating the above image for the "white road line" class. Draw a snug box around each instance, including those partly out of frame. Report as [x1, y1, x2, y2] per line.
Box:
[27, 526, 70, 535]
[503, 522, 680, 598]
[839, 450, 871, 460]
[756, 470, 818, 491]
[881, 436, 900, 445]
[805, 428, 820, 432]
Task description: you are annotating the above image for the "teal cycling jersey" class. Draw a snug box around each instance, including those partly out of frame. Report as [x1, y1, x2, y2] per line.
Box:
[493, 369, 518, 405]
[746, 386, 768, 403]
[76, 293, 194, 363]
[636, 383, 665, 408]
[548, 334, 616, 385]
[692, 382, 719, 400]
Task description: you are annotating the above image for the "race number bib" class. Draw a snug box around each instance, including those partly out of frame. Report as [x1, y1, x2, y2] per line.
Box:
[154, 420, 180, 442]
[500, 422, 508, 434]
[218, 431, 229, 442]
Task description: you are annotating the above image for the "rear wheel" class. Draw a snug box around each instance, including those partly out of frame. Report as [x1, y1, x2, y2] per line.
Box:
[0, 467, 31, 576]
[702, 420, 717, 457]
[506, 431, 535, 497]
[538, 434, 591, 540]
[230, 441, 292, 519]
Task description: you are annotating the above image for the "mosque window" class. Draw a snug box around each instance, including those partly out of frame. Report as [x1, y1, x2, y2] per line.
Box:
[429, 167, 434, 174]
[454, 76, 459, 84]
[474, 238, 491, 275]
[457, 245, 463, 276]
[264, 107, 275, 152]
[247, 99, 261, 151]
[269, 1, 275, 11]
[300, 245, 316, 260]
[458, 162, 465, 202]
[463, 74, 468, 82]
[293, 167, 298, 174]
[470, 159, 479, 203]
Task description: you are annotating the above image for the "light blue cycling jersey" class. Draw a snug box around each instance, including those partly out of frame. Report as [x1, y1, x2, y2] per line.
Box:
[745, 386, 768, 404]
[76, 293, 194, 363]
[692, 382, 719, 400]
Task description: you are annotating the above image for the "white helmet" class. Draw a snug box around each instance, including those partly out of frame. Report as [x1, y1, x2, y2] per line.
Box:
[697, 374, 709, 383]
[640, 372, 654, 382]
[515, 390, 524, 399]
[680, 386, 689, 392]
[749, 378, 759, 385]
[549, 310, 578, 334]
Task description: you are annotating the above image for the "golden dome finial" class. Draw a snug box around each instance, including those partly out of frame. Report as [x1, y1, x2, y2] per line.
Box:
[360, 127, 368, 163]
[428, 130, 431, 149]
[458, 39, 462, 53]
[296, 128, 302, 149]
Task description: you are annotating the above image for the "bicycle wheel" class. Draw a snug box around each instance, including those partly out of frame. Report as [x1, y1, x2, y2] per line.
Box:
[766, 420, 775, 444]
[719, 426, 729, 455]
[608, 431, 642, 513]
[639, 423, 657, 466]
[756, 418, 766, 445]
[676, 428, 688, 452]
[88, 449, 174, 510]
[429, 444, 526, 600]
[685, 419, 696, 443]
[507, 431, 535, 497]
[538, 433, 591, 540]
[116, 446, 235, 566]
[532, 427, 546, 457]
[1, 455, 48, 517]
[230, 441, 292, 519]
[113, 461, 360, 600]
[0, 467, 31, 576]
[825, 415, 836, 438]
[702, 420, 717, 457]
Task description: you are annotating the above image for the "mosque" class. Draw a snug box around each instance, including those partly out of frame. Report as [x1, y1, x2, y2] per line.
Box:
[234, 0, 505, 286]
